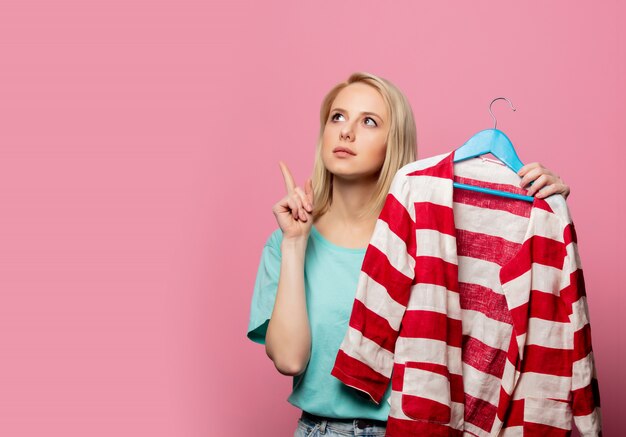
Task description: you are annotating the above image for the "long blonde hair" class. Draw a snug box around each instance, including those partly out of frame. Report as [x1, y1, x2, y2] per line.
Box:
[311, 72, 417, 219]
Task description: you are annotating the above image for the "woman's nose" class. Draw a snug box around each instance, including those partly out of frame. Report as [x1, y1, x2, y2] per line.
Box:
[340, 125, 353, 141]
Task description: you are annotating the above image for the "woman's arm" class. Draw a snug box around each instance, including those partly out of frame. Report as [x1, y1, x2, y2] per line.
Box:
[265, 236, 311, 376]
[264, 162, 314, 376]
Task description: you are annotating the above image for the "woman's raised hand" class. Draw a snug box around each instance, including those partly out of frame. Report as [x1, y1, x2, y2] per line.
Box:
[518, 162, 571, 199]
[272, 162, 314, 239]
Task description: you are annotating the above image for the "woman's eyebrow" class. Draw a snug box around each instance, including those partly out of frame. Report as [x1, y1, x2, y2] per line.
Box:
[331, 107, 383, 120]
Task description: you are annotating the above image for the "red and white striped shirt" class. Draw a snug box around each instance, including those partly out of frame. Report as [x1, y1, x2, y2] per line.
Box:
[331, 152, 601, 436]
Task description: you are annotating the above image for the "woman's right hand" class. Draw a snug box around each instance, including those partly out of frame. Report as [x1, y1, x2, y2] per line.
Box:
[272, 161, 314, 239]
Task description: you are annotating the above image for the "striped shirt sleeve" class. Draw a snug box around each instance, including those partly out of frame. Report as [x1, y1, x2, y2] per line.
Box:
[331, 171, 416, 404]
[561, 223, 602, 435]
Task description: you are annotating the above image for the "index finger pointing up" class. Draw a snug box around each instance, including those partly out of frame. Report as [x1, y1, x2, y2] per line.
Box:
[279, 161, 296, 193]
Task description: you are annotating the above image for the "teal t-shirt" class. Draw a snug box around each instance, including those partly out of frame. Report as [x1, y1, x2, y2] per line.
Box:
[247, 226, 392, 420]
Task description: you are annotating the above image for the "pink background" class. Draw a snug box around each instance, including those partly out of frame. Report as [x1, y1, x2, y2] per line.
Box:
[1, 2, 623, 436]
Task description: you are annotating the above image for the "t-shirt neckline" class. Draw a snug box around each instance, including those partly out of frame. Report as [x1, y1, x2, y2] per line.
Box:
[310, 226, 367, 254]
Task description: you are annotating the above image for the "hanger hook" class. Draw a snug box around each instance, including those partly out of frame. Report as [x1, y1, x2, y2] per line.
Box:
[489, 97, 516, 129]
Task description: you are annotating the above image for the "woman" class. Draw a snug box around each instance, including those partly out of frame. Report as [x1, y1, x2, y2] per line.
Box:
[247, 72, 570, 437]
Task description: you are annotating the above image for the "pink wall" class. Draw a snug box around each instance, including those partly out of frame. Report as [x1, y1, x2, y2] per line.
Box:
[1, 1, 623, 436]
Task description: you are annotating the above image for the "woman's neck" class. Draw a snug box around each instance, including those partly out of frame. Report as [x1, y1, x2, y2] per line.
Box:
[328, 175, 379, 223]
[313, 175, 381, 248]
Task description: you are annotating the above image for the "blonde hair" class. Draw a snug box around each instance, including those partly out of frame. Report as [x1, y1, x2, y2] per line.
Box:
[311, 72, 417, 219]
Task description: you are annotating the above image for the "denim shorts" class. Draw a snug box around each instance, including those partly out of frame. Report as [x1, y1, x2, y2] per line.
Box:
[294, 412, 386, 437]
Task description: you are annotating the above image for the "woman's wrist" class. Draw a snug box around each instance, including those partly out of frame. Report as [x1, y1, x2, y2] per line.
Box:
[281, 235, 309, 252]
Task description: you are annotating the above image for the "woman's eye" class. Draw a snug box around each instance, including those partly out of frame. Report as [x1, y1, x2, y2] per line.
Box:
[364, 117, 377, 127]
[331, 113, 344, 122]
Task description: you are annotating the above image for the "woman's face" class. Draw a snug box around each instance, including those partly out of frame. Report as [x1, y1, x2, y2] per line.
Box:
[321, 82, 390, 182]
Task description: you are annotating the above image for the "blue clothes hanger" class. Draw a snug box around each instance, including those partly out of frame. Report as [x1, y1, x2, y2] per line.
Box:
[453, 97, 534, 202]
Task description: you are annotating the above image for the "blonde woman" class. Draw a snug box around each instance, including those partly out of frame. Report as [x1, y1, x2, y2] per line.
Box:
[247, 72, 570, 437]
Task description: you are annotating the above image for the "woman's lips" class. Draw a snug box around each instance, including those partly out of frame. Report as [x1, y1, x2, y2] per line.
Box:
[333, 147, 356, 156]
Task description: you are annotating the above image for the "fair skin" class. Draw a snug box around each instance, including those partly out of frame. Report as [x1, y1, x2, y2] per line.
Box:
[265, 82, 571, 376]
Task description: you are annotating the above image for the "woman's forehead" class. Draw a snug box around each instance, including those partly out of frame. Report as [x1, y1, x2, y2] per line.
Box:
[332, 83, 388, 118]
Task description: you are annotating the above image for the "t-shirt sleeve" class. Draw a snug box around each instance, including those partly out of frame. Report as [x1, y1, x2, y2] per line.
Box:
[246, 229, 282, 344]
